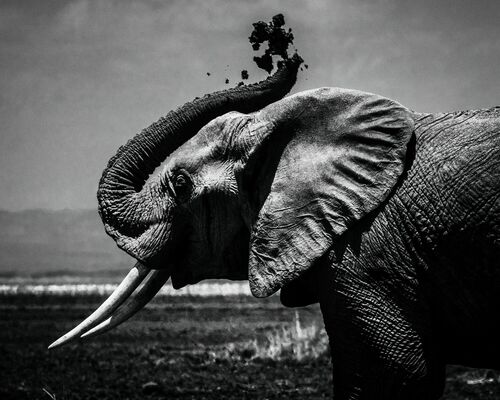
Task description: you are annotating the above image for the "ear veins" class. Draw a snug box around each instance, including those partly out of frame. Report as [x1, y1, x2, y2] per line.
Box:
[222, 115, 253, 160]
[233, 112, 298, 230]
[235, 120, 292, 230]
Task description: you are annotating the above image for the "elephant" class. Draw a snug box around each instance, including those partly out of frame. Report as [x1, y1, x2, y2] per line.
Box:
[49, 55, 500, 399]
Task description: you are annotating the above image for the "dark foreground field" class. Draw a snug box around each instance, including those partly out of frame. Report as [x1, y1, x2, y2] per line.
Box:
[1, 294, 500, 399]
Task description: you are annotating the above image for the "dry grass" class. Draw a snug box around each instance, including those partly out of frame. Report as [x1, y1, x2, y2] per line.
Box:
[4, 294, 500, 399]
[207, 311, 329, 362]
[42, 388, 57, 400]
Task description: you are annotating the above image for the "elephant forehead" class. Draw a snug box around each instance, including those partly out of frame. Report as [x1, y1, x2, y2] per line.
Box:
[165, 111, 251, 170]
[165, 133, 219, 171]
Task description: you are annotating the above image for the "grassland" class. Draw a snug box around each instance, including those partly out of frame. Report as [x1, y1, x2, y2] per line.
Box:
[1, 293, 499, 399]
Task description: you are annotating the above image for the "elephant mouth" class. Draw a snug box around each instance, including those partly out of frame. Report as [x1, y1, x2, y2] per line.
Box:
[170, 266, 194, 289]
[170, 257, 249, 289]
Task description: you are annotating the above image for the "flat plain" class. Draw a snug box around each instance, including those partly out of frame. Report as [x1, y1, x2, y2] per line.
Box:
[1, 293, 500, 399]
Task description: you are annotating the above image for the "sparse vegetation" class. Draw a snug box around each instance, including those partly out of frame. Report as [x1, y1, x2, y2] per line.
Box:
[1, 293, 499, 399]
[202, 311, 329, 362]
[249, 311, 329, 361]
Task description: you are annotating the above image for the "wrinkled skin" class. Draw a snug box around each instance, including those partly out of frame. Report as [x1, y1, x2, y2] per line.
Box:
[314, 108, 500, 399]
[98, 86, 500, 399]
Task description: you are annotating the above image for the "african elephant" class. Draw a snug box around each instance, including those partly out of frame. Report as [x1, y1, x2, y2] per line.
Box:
[50, 55, 500, 399]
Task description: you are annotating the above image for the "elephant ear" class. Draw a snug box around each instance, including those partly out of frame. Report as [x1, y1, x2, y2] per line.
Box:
[241, 88, 414, 297]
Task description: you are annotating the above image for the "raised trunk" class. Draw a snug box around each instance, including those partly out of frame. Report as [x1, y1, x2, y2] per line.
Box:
[97, 55, 302, 264]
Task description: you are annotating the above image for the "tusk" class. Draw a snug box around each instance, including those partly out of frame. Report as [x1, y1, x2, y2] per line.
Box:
[80, 269, 170, 340]
[48, 262, 150, 350]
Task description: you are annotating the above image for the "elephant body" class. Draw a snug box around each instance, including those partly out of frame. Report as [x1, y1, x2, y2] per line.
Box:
[311, 108, 500, 398]
[51, 58, 500, 399]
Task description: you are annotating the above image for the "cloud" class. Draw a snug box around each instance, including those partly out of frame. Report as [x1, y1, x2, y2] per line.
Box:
[0, 0, 499, 210]
[57, 0, 91, 33]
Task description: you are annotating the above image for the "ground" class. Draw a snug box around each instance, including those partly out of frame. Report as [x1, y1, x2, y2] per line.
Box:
[1, 294, 499, 399]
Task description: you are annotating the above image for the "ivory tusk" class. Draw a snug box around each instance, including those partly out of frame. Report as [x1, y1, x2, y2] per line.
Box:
[48, 262, 150, 350]
[80, 269, 170, 340]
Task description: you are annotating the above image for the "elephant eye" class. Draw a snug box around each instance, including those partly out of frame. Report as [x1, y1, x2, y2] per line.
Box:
[171, 171, 192, 201]
[174, 174, 187, 187]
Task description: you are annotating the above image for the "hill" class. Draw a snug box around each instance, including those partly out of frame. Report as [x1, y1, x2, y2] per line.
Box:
[0, 209, 130, 280]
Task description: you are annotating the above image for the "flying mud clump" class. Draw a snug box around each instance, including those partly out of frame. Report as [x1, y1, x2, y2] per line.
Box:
[248, 13, 303, 74]
[216, 13, 304, 84]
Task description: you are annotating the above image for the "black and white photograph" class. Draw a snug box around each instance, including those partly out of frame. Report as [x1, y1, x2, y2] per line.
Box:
[1, 1, 499, 399]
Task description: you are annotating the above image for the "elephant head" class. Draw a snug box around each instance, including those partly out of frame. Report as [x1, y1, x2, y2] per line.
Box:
[49, 59, 415, 348]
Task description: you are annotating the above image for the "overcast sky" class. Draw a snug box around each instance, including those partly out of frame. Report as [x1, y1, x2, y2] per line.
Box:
[1, 0, 499, 211]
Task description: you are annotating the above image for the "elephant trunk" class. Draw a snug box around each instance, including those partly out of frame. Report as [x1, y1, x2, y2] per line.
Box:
[97, 54, 302, 264]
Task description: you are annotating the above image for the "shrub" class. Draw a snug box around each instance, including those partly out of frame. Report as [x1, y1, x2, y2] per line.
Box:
[206, 311, 329, 362]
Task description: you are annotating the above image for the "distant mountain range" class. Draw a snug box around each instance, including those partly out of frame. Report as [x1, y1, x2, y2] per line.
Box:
[0, 209, 130, 280]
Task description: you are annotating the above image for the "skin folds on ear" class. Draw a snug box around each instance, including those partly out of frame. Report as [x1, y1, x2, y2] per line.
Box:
[240, 88, 415, 297]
